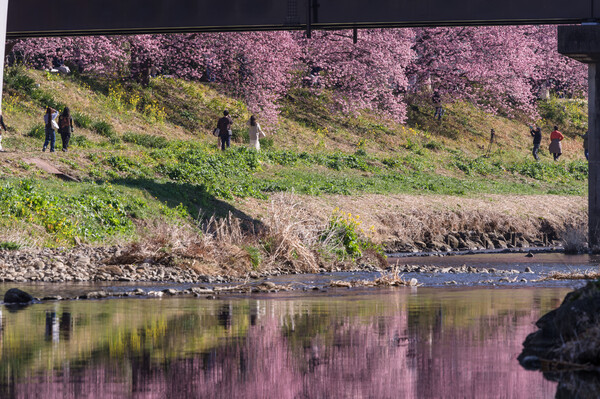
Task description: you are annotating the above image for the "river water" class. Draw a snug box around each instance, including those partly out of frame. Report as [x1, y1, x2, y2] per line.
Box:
[0, 286, 574, 398]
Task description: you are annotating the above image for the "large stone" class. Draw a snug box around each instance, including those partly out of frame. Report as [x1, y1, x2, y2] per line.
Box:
[519, 281, 600, 367]
[4, 288, 34, 303]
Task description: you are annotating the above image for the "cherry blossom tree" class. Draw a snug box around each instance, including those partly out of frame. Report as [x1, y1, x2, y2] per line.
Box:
[529, 25, 587, 97]
[6, 25, 589, 124]
[298, 29, 414, 122]
[409, 26, 542, 116]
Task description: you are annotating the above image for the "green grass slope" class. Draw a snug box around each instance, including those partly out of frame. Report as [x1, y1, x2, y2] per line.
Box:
[0, 66, 589, 247]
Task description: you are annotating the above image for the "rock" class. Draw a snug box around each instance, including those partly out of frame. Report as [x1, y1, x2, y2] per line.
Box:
[492, 239, 508, 249]
[524, 267, 534, 273]
[33, 260, 45, 269]
[162, 288, 179, 296]
[409, 278, 418, 286]
[413, 240, 427, 250]
[76, 256, 91, 265]
[520, 355, 541, 370]
[147, 291, 164, 297]
[4, 288, 34, 303]
[85, 291, 109, 299]
[191, 287, 214, 295]
[446, 235, 460, 249]
[260, 281, 277, 289]
[525, 251, 534, 258]
[42, 295, 63, 301]
[519, 281, 600, 367]
[52, 261, 66, 270]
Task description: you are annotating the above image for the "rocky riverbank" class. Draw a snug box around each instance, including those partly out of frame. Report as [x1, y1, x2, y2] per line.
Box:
[0, 246, 216, 284]
[0, 243, 553, 285]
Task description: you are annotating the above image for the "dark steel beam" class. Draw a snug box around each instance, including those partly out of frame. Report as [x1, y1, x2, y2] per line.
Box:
[6, 0, 600, 38]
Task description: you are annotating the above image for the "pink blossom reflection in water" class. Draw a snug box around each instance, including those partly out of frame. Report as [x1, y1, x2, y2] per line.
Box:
[2, 288, 564, 398]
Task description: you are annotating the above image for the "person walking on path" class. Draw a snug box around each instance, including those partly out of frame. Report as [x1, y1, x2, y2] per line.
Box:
[549, 125, 564, 161]
[216, 110, 233, 151]
[58, 107, 74, 152]
[582, 131, 589, 160]
[43, 106, 59, 152]
[530, 125, 542, 161]
[248, 115, 266, 151]
[0, 114, 8, 152]
[486, 128, 495, 156]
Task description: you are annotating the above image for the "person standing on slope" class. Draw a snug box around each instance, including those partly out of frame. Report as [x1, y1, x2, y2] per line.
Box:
[216, 110, 233, 151]
[549, 125, 564, 161]
[529, 125, 542, 161]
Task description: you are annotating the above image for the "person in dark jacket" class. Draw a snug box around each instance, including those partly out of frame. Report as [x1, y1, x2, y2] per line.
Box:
[530, 125, 542, 161]
[58, 107, 74, 152]
[217, 110, 233, 150]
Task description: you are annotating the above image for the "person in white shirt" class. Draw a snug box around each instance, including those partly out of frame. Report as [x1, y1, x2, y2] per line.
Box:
[43, 107, 59, 152]
[247, 115, 265, 151]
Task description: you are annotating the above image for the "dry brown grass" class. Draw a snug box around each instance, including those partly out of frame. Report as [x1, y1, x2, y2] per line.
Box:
[239, 193, 586, 248]
[537, 271, 600, 281]
[107, 194, 337, 276]
[260, 193, 323, 273]
[328, 268, 417, 288]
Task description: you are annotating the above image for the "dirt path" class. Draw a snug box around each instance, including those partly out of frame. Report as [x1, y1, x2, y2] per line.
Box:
[23, 157, 79, 181]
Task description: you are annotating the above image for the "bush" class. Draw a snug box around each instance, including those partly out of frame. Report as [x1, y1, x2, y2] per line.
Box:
[26, 123, 45, 139]
[0, 241, 21, 250]
[73, 111, 93, 129]
[123, 132, 169, 149]
[320, 208, 382, 259]
[260, 136, 274, 150]
[70, 135, 92, 148]
[231, 127, 249, 143]
[92, 120, 117, 139]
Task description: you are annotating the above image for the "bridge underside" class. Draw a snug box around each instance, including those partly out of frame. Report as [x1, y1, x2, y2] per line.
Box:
[6, 0, 600, 38]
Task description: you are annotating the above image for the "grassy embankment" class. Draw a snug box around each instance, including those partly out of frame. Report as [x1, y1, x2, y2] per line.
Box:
[0, 66, 590, 273]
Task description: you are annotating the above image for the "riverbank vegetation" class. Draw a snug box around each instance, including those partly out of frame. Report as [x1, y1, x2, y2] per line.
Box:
[0, 38, 590, 273]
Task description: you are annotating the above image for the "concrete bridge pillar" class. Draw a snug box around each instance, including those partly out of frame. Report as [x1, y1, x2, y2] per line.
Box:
[559, 25, 600, 250]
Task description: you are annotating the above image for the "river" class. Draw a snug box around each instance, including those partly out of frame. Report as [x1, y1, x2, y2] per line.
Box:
[0, 285, 573, 398]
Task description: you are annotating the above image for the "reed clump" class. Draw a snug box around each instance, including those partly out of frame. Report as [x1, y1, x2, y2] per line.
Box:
[109, 193, 384, 277]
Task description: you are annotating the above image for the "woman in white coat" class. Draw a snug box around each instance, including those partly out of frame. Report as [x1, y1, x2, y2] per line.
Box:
[248, 115, 265, 151]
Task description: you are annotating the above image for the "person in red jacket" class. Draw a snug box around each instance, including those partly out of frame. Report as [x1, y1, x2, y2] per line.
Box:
[549, 125, 564, 161]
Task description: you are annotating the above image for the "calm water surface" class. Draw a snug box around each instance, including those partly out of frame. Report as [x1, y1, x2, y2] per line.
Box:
[0, 287, 569, 398]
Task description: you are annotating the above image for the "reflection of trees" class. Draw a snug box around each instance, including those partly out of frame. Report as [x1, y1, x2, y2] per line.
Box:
[1, 289, 568, 398]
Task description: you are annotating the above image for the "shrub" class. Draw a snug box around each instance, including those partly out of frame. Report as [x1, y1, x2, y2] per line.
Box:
[320, 208, 382, 259]
[92, 120, 117, 139]
[70, 135, 92, 148]
[0, 242, 21, 250]
[73, 111, 93, 129]
[27, 123, 45, 139]
[123, 132, 169, 148]
[231, 127, 249, 143]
